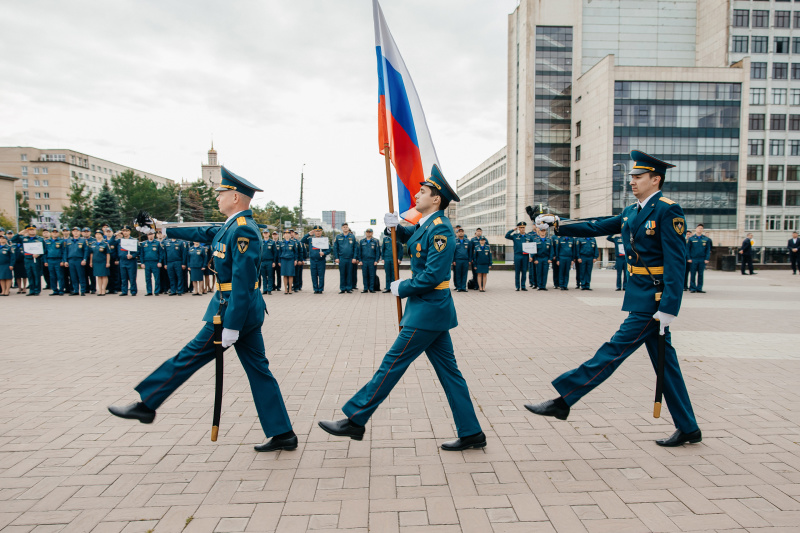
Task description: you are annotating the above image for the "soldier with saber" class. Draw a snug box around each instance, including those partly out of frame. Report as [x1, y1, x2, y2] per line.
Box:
[108, 166, 298, 453]
[524, 150, 702, 447]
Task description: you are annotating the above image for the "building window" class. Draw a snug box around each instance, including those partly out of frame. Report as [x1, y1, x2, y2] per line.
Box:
[745, 214, 761, 231]
[771, 139, 786, 156]
[793, 64, 800, 80]
[771, 114, 787, 130]
[787, 191, 800, 206]
[22, 191, 28, 199]
[575, 121, 581, 137]
[776, 11, 792, 27]
[33, 179, 39, 186]
[43, 204, 50, 211]
[41, 180, 48, 187]
[575, 145, 580, 161]
[750, 113, 765, 130]
[733, 36, 749, 53]
[20, 154, 27, 161]
[766, 214, 781, 230]
[35, 204, 41, 212]
[747, 190, 763, 206]
[749, 139, 765, 155]
[733, 9, 750, 27]
[790, 115, 800, 130]
[42, 192, 49, 199]
[33, 167, 39, 174]
[785, 215, 800, 230]
[21, 166, 27, 176]
[773, 88, 787, 105]
[575, 169, 580, 185]
[788, 165, 800, 180]
[753, 10, 769, 27]
[751, 88, 766, 105]
[767, 190, 784, 206]
[774, 63, 789, 79]
[792, 141, 800, 155]
[769, 165, 785, 181]
[747, 165, 764, 181]
[575, 193, 580, 208]
[34, 192, 40, 199]
[752, 36, 769, 53]
[777, 37, 791, 53]
[752, 62, 767, 79]
[21, 179, 28, 188]
[792, 89, 800, 105]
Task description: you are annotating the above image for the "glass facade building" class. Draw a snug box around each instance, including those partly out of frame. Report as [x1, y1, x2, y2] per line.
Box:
[533, 26, 573, 217]
[612, 81, 742, 229]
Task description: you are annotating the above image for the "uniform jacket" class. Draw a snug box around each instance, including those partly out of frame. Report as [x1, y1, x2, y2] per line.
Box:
[453, 237, 471, 262]
[117, 239, 139, 264]
[395, 210, 457, 331]
[740, 238, 754, 256]
[504, 230, 533, 256]
[165, 210, 265, 331]
[333, 232, 357, 259]
[106, 236, 119, 261]
[277, 239, 299, 261]
[11, 234, 44, 262]
[0, 244, 15, 267]
[301, 234, 329, 262]
[140, 240, 164, 263]
[88, 240, 111, 265]
[789, 237, 800, 254]
[65, 237, 89, 261]
[163, 239, 188, 264]
[606, 235, 626, 257]
[381, 236, 404, 262]
[576, 237, 599, 260]
[468, 236, 489, 260]
[472, 244, 492, 266]
[532, 236, 553, 261]
[555, 191, 686, 316]
[687, 234, 712, 261]
[187, 245, 207, 269]
[554, 236, 576, 260]
[356, 237, 380, 262]
[261, 238, 277, 262]
[44, 238, 64, 262]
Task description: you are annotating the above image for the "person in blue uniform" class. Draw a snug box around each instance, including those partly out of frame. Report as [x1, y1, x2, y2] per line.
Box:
[687, 223, 712, 293]
[530, 224, 553, 290]
[682, 230, 692, 291]
[59, 228, 73, 294]
[11, 225, 45, 296]
[117, 225, 139, 296]
[270, 231, 282, 291]
[291, 229, 306, 292]
[156, 232, 171, 294]
[44, 229, 66, 295]
[187, 241, 207, 295]
[525, 150, 702, 447]
[606, 235, 628, 291]
[452, 227, 470, 292]
[65, 227, 89, 296]
[356, 229, 380, 293]
[576, 236, 599, 290]
[473, 236, 492, 292]
[80, 228, 97, 294]
[0, 233, 14, 295]
[318, 164, 486, 451]
[163, 233, 187, 295]
[505, 222, 532, 291]
[40, 229, 52, 291]
[259, 229, 276, 294]
[468, 229, 488, 289]
[302, 225, 329, 294]
[333, 223, 357, 293]
[140, 232, 164, 296]
[278, 229, 298, 294]
[789, 231, 799, 275]
[104, 228, 120, 294]
[550, 234, 560, 289]
[554, 235, 575, 290]
[739, 233, 756, 275]
[109, 166, 297, 452]
[88, 229, 111, 295]
[11, 230, 26, 293]
[380, 232, 403, 293]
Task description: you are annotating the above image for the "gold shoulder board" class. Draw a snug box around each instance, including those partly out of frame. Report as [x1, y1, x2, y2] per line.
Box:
[236, 216, 246, 226]
[433, 217, 442, 225]
[659, 197, 676, 205]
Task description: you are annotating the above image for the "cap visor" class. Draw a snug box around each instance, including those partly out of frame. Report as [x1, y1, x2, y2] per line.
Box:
[629, 168, 650, 175]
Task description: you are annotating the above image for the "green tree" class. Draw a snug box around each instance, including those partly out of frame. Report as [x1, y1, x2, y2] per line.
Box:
[15, 192, 36, 227]
[92, 183, 122, 229]
[61, 179, 93, 229]
[0, 210, 15, 230]
[182, 181, 225, 222]
[112, 169, 175, 223]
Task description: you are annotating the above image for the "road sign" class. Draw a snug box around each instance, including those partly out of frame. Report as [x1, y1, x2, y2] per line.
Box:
[370, 219, 376, 225]
[284, 221, 291, 228]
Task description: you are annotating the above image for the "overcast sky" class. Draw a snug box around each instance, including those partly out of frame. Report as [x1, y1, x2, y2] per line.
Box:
[1, 0, 517, 233]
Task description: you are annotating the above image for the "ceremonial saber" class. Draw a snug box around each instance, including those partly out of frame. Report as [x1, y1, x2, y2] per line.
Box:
[383, 143, 403, 331]
[210, 314, 224, 441]
[653, 324, 666, 418]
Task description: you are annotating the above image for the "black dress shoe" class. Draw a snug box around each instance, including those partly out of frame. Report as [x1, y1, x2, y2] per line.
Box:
[369, 290, 376, 293]
[521, 287, 527, 291]
[318, 419, 365, 440]
[361, 290, 368, 293]
[108, 402, 156, 424]
[515, 288, 520, 291]
[538, 288, 548, 291]
[616, 288, 622, 291]
[524, 399, 570, 420]
[697, 290, 706, 293]
[382, 289, 390, 293]
[441, 431, 487, 451]
[346, 290, 353, 293]
[655, 428, 702, 447]
[254, 435, 299, 452]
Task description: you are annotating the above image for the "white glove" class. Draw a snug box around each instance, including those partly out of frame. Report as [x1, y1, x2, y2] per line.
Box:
[384, 211, 401, 228]
[390, 279, 402, 296]
[652, 311, 676, 335]
[535, 214, 560, 226]
[221, 328, 239, 348]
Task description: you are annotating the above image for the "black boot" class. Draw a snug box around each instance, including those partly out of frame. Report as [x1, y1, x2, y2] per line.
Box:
[523, 398, 570, 420]
[108, 402, 156, 424]
[441, 431, 487, 451]
[254, 431, 298, 452]
[318, 419, 365, 440]
[655, 429, 702, 447]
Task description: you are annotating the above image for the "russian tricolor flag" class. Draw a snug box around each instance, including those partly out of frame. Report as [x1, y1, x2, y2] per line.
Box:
[373, 0, 441, 224]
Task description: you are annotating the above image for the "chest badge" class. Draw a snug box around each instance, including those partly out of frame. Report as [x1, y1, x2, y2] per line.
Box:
[433, 236, 447, 252]
[237, 237, 249, 253]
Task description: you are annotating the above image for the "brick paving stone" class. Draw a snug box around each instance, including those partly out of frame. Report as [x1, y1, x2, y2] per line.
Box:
[1, 270, 799, 532]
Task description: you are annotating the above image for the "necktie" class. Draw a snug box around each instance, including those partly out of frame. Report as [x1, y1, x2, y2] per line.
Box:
[415, 223, 420, 231]
[637, 204, 642, 213]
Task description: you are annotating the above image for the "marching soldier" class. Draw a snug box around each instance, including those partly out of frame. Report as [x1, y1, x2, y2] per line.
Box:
[530, 224, 553, 291]
[318, 165, 486, 451]
[575, 236, 598, 290]
[687, 223, 711, 293]
[356, 228, 379, 293]
[65, 227, 89, 296]
[260, 229, 277, 295]
[333, 222, 357, 293]
[163, 232, 188, 295]
[0, 233, 15, 296]
[505, 222, 532, 291]
[301, 225, 329, 294]
[44, 228, 66, 295]
[452, 227, 470, 292]
[526, 150, 702, 447]
[11, 225, 45, 296]
[554, 234, 575, 290]
[187, 241, 207, 295]
[606, 235, 627, 291]
[117, 225, 139, 296]
[89, 229, 112, 295]
[109, 166, 297, 452]
[140, 232, 164, 295]
[380, 231, 404, 293]
[278, 228, 298, 294]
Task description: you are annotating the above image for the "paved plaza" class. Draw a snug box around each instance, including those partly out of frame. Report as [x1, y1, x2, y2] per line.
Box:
[1, 268, 799, 532]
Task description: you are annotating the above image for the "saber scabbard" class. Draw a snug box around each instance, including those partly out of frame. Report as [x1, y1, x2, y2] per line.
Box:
[211, 315, 223, 441]
[654, 324, 666, 418]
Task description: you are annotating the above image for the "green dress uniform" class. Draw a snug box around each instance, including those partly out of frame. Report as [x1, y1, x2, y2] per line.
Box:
[133, 168, 293, 440]
[340, 167, 482, 440]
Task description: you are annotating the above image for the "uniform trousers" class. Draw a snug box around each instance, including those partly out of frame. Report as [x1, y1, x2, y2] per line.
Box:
[43, 264, 50, 289]
[513, 254, 527, 289]
[551, 259, 560, 288]
[167, 262, 184, 294]
[453, 260, 468, 291]
[48, 260, 65, 294]
[119, 261, 138, 295]
[143, 261, 161, 294]
[338, 259, 354, 291]
[135, 319, 293, 438]
[689, 262, 705, 291]
[350, 261, 358, 289]
[61, 264, 73, 293]
[383, 261, 396, 287]
[110, 263, 121, 292]
[273, 263, 281, 290]
[615, 258, 628, 290]
[791, 252, 799, 274]
[68, 259, 86, 294]
[293, 263, 304, 290]
[552, 312, 698, 434]
[557, 259, 572, 288]
[342, 327, 482, 438]
[260, 263, 274, 292]
[578, 260, 594, 289]
[535, 260, 550, 288]
[310, 260, 325, 292]
[740, 254, 754, 274]
[361, 262, 376, 291]
[24, 259, 43, 294]
[85, 265, 96, 293]
[684, 262, 690, 290]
